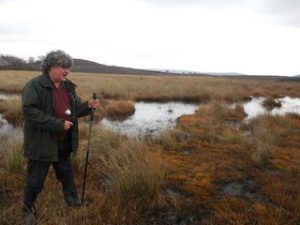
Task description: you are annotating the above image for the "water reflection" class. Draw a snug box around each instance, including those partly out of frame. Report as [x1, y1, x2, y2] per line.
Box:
[101, 102, 198, 137]
[244, 96, 300, 120]
[101, 97, 300, 137]
[0, 93, 18, 100]
[1, 91, 300, 138]
[0, 114, 14, 134]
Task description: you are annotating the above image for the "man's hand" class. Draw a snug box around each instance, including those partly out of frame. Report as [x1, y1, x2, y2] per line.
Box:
[64, 120, 73, 131]
[88, 99, 99, 109]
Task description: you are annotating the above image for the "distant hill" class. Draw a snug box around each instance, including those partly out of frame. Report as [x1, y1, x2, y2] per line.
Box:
[71, 59, 184, 75]
[0, 54, 206, 76]
[1, 54, 298, 81]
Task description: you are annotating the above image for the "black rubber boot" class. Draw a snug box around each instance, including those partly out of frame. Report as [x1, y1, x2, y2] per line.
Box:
[22, 206, 37, 225]
[64, 192, 81, 207]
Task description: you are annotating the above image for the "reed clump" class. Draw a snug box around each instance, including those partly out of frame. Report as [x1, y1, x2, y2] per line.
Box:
[99, 139, 165, 200]
[1, 134, 25, 172]
[245, 114, 297, 167]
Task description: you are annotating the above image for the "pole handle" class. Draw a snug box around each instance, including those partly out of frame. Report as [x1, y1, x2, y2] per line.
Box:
[90, 93, 97, 121]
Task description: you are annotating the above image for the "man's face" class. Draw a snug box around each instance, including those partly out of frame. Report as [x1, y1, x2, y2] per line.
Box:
[49, 65, 70, 83]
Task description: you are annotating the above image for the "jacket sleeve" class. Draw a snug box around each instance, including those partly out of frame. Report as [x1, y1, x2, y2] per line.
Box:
[74, 95, 92, 118]
[22, 81, 64, 133]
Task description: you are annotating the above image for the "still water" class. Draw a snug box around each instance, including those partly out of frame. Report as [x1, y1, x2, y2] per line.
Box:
[101, 97, 300, 137]
[101, 102, 198, 137]
[0, 93, 300, 137]
[244, 96, 300, 120]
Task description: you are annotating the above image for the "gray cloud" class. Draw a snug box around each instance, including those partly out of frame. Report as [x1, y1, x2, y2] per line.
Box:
[260, 0, 300, 27]
[0, 0, 18, 4]
[143, 0, 300, 27]
[262, 0, 300, 13]
[0, 22, 30, 35]
[0, 21, 31, 45]
[141, 0, 248, 7]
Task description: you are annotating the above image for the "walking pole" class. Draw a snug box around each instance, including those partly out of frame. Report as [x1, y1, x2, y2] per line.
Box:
[81, 93, 97, 205]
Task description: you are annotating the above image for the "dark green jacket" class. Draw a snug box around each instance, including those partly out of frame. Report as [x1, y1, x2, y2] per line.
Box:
[22, 73, 91, 161]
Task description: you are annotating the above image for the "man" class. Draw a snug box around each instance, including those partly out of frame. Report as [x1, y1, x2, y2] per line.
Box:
[21, 50, 99, 224]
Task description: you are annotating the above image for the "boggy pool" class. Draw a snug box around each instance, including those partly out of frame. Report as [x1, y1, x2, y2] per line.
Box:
[101, 97, 300, 137]
[1, 93, 300, 138]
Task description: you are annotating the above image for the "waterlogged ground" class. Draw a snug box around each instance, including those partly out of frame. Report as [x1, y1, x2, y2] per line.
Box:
[1, 93, 300, 137]
[1, 92, 300, 224]
[101, 102, 198, 137]
[101, 97, 300, 137]
[244, 96, 300, 120]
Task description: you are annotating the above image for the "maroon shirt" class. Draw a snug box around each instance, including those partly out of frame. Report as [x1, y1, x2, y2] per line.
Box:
[53, 83, 72, 139]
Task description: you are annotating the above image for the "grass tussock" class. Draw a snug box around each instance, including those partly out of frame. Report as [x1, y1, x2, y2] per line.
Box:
[262, 97, 282, 111]
[245, 114, 296, 166]
[99, 139, 165, 200]
[155, 128, 191, 150]
[197, 100, 247, 122]
[103, 100, 135, 120]
[176, 100, 246, 144]
[1, 134, 25, 172]
[251, 124, 276, 166]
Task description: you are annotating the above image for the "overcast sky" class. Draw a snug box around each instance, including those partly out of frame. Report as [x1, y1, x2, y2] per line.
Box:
[0, 0, 300, 75]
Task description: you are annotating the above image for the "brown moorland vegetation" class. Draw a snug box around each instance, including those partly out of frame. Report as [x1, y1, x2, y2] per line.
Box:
[1, 70, 300, 102]
[0, 71, 300, 225]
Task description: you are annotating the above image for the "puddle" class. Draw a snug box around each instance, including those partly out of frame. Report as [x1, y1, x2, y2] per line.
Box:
[162, 187, 206, 225]
[222, 181, 261, 200]
[0, 92, 19, 100]
[243, 96, 300, 120]
[0, 114, 14, 135]
[100, 102, 198, 137]
[0, 115, 22, 153]
[101, 97, 300, 137]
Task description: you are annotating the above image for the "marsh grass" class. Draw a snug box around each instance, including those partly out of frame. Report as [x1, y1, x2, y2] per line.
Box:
[197, 100, 246, 122]
[1, 70, 300, 103]
[90, 126, 122, 151]
[247, 114, 294, 166]
[191, 100, 247, 144]
[104, 100, 135, 120]
[1, 134, 25, 172]
[262, 97, 282, 111]
[251, 125, 276, 166]
[156, 129, 190, 150]
[99, 139, 165, 200]
[0, 71, 300, 224]
[0, 97, 22, 126]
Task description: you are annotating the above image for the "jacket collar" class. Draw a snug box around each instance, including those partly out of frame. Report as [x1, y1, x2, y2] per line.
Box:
[39, 72, 77, 91]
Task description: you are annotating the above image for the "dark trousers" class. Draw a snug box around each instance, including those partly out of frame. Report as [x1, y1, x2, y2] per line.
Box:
[23, 136, 78, 208]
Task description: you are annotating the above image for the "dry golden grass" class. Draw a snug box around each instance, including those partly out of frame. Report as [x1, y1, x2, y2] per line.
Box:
[196, 100, 247, 122]
[0, 133, 25, 172]
[103, 100, 135, 120]
[1, 70, 300, 102]
[0, 97, 22, 126]
[99, 139, 165, 200]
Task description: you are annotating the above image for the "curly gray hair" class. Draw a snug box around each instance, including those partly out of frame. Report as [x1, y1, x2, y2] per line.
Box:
[41, 50, 73, 73]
